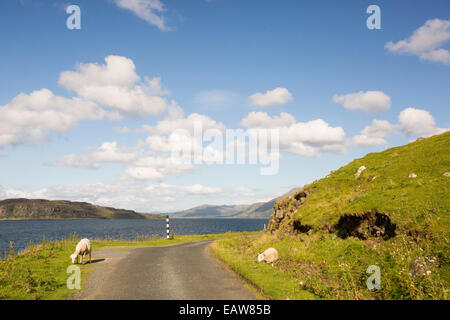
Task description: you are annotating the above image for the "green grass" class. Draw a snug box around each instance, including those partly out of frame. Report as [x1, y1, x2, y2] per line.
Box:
[211, 239, 318, 300]
[213, 133, 450, 300]
[0, 231, 260, 300]
[281, 132, 450, 234]
[212, 231, 449, 300]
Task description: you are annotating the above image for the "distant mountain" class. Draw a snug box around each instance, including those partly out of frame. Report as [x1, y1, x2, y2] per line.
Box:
[0, 198, 163, 220]
[170, 187, 300, 218]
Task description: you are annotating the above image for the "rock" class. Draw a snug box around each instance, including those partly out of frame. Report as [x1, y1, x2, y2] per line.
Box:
[294, 192, 307, 200]
[275, 210, 284, 219]
[408, 173, 417, 178]
[410, 255, 438, 277]
[299, 281, 306, 289]
[415, 137, 425, 142]
[443, 172, 450, 177]
[407, 229, 429, 242]
[355, 166, 366, 178]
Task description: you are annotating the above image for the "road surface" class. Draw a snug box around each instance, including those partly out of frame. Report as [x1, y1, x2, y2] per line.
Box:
[74, 240, 256, 300]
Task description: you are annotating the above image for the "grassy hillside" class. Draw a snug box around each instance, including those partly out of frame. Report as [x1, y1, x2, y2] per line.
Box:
[274, 131, 449, 235]
[0, 199, 163, 220]
[212, 132, 450, 300]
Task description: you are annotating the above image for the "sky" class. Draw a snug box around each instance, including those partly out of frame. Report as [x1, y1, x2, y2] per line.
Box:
[0, 0, 449, 213]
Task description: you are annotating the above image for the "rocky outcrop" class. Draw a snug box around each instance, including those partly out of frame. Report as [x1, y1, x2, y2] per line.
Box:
[268, 193, 397, 241]
[267, 191, 309, 233]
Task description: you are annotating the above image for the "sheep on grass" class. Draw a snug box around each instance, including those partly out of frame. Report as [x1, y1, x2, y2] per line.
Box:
[70, 238, 92, 265]
[257, 248, 278, 266]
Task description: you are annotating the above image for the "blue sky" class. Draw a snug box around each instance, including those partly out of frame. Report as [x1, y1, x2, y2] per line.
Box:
[0, 0, 449, 212]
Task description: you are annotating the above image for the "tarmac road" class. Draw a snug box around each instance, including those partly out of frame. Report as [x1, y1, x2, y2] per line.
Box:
[75, 240, 256, 300]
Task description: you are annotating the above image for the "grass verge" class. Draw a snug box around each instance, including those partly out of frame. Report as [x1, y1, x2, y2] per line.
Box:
[211, 238, 318, 300]
[211, 232, 449, 300]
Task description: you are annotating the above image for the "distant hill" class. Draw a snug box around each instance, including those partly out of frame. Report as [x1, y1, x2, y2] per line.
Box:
[0, 199, 163, 220]
[170, 187, 300, 218]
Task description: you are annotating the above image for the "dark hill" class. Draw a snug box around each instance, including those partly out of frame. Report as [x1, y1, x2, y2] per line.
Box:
[0, 198, 162, 220]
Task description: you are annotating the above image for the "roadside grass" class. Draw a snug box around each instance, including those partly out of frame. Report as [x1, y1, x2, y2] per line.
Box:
[211, 232, 449, 300]
[211, 239, 318, 300]
[0, 231, 260, 300]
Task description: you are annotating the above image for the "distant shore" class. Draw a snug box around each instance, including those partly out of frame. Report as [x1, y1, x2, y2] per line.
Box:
[0, 216, 163, 221]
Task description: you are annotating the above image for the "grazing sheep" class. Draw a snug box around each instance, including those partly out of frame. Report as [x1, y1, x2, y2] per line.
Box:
[355, 166, 366, 179]
[258, 248, 279, 264]
[70, 238, 92, 265]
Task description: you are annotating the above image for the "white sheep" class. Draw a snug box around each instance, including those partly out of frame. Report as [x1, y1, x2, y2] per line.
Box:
[355, 166, 366, 178]
[70, 238, 92, 264]
[257, 248, 279, 264]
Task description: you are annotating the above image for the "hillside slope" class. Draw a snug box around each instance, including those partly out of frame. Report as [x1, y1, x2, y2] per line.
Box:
[213, 132, 449, 300]
[0, 199, 163, 220]
[270, 132, 450, 236]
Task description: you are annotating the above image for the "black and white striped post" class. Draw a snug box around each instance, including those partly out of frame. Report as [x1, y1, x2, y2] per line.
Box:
[166, 215, 170, 239]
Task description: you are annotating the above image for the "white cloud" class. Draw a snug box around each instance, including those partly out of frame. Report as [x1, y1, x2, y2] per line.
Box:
[124, 153, 195, 181]
[0, 88, 105, 148]
[141, 106, 225, 135]
[249, 87, 293, 107]
[398, 107, 448, 137]
[181, 184, 222, 195]
[59, 55, 175, 118]
[49, 141, 140, 169]
[0, 55, 179, 148]
[348, 108, 448, 147]
[112, 0, 169, 31]
[46, 105, 227, 180]
[47, 136, 196, 181]
[240, 112, 296, 128]
[351, 120, 397, 147]
[145, 77, 170, 96]
[385, 19, 450, 65]
[137, 108, 226, 175]
[113, 126, 132, 134]
[241, 112, 346, 157]
[333, 91, 391, 113]
[193, 90, 239, 108]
